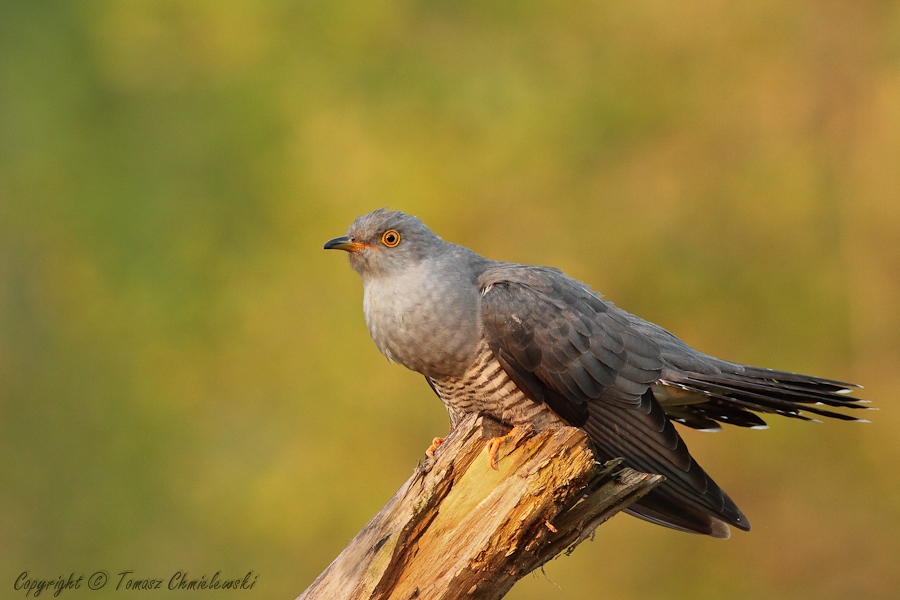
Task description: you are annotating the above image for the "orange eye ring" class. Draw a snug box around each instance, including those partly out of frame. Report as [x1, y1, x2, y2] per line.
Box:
[381, 229, 401, 247]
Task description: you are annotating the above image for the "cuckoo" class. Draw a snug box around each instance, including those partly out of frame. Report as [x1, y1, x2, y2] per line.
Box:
[324, 208, 868, 538]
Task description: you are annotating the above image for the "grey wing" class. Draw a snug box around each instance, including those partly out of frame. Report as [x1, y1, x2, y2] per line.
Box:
[478, 266, 749, 537]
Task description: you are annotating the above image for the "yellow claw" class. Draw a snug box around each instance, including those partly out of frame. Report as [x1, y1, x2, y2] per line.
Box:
[486, 432, 514, 470]
[425, 436, 445, 459]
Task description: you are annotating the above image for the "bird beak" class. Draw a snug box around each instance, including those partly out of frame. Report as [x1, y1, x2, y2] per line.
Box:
[323, 236, 369, 252]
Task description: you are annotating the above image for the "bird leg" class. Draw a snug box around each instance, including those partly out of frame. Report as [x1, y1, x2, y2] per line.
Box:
[425, 436, 445, 459]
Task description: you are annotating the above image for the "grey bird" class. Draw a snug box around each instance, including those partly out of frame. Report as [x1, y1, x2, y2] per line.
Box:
[324, 208, 868, 538]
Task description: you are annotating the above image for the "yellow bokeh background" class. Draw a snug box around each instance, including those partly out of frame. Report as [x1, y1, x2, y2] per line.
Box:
[2, 2, 898, 599]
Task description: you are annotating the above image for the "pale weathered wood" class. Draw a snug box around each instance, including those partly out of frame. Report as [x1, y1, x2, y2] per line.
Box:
[298, 413, 662, 600]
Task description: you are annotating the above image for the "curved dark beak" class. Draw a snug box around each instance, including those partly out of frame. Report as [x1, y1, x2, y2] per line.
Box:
[323, 236, 368, 252]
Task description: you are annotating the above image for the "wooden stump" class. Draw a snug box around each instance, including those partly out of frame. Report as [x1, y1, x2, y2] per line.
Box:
[298, 413, 662, 600]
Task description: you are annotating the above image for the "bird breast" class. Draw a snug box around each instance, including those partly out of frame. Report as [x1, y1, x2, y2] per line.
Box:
[362, 260, 482, 379]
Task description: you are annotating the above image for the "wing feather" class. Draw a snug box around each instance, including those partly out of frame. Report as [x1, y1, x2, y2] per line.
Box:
[478, 265, 748, 534]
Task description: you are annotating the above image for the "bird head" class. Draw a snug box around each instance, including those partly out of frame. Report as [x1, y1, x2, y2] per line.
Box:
[324, 209, 442, 278]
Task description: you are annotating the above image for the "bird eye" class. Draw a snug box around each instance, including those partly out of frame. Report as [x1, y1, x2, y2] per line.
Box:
[381, 229, 401, 247]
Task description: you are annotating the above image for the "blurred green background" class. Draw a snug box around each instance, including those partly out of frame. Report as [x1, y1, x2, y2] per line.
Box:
[2, 1, 898, 599]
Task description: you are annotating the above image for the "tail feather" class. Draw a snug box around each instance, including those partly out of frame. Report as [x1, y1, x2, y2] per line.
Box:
[659, 365, 870, 431]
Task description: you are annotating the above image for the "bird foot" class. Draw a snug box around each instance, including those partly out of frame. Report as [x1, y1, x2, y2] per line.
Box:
[486, 429, 517, 470]
[425, 436, 445, 459]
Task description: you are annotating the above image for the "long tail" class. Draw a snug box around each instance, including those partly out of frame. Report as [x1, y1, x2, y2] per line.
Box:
[655, 365, 870, 431]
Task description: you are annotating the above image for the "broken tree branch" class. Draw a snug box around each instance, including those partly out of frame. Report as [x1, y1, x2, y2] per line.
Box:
[298, 413, 662, 600]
